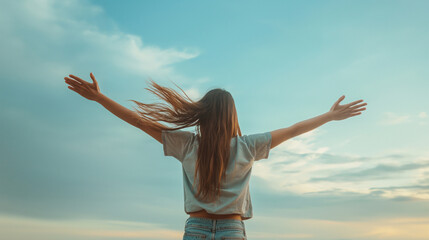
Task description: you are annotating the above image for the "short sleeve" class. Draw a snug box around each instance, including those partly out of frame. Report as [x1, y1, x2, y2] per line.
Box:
[161, 129, 195, 162]
[245, 131, 272, 161]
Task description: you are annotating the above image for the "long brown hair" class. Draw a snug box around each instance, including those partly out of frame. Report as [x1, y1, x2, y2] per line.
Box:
[129, 79, 242, 202]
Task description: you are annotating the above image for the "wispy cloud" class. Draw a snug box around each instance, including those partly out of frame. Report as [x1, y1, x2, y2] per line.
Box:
[378, 111, 429, 126]
[254, 129, 429, 200]
[0, 0, 201, 89]
[379, 112, 411, 125]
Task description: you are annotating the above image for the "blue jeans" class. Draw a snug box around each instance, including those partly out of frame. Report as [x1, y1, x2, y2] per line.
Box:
[183, 216, 247, 239]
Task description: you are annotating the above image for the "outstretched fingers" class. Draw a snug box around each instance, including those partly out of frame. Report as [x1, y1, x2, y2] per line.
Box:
[69, 74, 89, 86]
[68, 75, 91, 91]
[65, 76, 82, 86]
[65, 77, 87, 91]
[350, 102, 367, 110]
[66, 83, 82, 94]
[346, 99, 364, 108]
[67, 81, 82, 91]
[349, 100, 367, 112]
[352, 107, 366, 112]
[65, 76, 86, 91]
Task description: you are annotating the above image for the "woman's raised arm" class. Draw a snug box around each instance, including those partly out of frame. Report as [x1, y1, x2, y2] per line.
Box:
[270, 95, 367, 149]
[64, 73, 163, 143]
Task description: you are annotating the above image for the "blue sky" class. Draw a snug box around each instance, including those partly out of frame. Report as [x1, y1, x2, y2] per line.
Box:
[0, 0, 428, 239]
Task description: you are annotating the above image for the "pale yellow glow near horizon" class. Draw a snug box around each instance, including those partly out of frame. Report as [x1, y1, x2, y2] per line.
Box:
[1, 214, 429, 239]
[254, 216, 429, 239]
[0, 215, 183, 239]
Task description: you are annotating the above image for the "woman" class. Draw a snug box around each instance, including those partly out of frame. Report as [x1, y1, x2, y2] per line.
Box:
[64, 73, 367, 239]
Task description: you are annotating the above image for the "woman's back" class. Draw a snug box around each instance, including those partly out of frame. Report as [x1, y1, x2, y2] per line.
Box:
[162, 129, 272, 221]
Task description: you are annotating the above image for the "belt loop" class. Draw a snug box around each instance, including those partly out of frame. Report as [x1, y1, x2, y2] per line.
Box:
[212, 219, 216, 238]
[212, 219, 216, 231]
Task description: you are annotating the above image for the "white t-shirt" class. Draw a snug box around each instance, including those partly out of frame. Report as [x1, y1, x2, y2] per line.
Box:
[161, 129, 272, 220]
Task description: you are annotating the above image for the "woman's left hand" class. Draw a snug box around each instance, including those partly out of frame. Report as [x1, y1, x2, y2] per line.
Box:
[64, 72, 102, 101]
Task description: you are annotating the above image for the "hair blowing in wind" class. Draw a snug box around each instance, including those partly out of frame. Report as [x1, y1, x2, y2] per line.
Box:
[129, 79, 242, 202]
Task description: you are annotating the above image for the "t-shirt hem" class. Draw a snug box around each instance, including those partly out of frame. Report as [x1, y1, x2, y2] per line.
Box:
[185, 208, 252, 221]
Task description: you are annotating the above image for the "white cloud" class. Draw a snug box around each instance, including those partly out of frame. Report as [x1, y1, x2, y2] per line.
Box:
[378, 111, 429, 126]
[379, 111, 428, 125]
[0, 0, 201, 88]
[380, 112, 411, 125]
[254, 129, 429, 200]
[278, 129, 330, 154]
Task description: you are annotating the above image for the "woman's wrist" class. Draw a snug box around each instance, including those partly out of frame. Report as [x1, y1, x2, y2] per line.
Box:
[325, 111, 335, 121]
[94, 92, 106, 103]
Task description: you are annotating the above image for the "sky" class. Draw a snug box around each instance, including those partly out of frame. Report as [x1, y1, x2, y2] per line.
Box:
[0, 0, 428, 239]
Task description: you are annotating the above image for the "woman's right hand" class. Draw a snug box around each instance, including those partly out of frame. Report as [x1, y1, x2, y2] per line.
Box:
[329, 95, 367, 121]
[64, 72, 102, 101]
